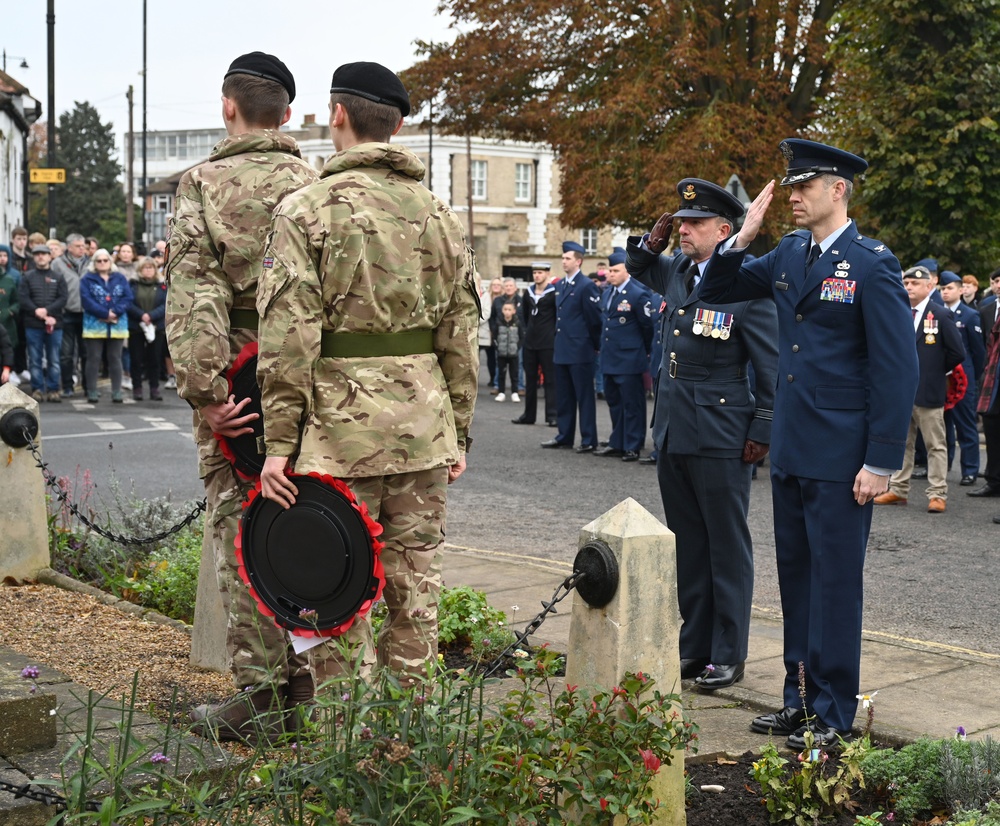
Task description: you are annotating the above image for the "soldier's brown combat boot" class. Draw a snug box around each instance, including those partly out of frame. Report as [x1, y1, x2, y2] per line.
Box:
[189, 687, 286, 743]
[284, 673, 317, 730]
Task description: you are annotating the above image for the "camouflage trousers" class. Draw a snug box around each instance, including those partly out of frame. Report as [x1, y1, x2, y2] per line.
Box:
[203, 464, 312, 690]
[308, 466, 448, 687]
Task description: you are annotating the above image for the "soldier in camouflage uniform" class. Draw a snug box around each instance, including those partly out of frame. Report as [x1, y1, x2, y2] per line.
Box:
[165, 52, 325, 739]
[257, 62, 479, 684]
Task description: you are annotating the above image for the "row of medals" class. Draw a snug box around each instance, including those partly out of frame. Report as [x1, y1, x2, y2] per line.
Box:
[692, 307, 733, 340]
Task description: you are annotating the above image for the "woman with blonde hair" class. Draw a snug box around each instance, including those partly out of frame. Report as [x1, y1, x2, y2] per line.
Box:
[80, 249, 132, 403]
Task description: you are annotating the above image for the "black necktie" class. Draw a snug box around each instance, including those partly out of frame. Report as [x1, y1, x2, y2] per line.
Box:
[685, 262, 698, 296]
[806, 244, 821, 275]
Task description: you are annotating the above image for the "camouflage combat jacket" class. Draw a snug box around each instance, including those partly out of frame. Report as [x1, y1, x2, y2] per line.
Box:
[165, 130, 319, 476]
[257, 142, 480, 478]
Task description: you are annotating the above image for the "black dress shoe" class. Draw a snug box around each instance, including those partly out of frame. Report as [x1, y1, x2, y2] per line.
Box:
[622, 451, 640, 462]
[786, 723, 853, 751]
[511, 416, 535, 425]
[541, 439, 572, 449]
[993, 515, 1000, 525]
[694, 662, 745, 690]
[968, 483, 1000, 497]
[911, 466, 928, 479]
[961, 475, 977, 486]
[546, 420, 558, 427]
[680, 658, 710, 679]
[750, 706, 807, 735]
[598, 440, 610, 447]
[638, 455, 657, 465]
[594, 446, 624, 457]
[575, 444, 596, 454]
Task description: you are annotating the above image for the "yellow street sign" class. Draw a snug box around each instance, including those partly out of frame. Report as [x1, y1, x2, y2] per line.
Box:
[30, 168, 66, 184]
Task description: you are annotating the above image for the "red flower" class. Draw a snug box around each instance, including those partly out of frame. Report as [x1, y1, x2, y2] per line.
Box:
[639, 748, 661, 773]
[600, 798, 608, 811]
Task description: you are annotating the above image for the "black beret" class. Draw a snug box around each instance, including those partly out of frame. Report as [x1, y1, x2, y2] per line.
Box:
[225, 52, 296, 103]
[330, 61, 410, 117]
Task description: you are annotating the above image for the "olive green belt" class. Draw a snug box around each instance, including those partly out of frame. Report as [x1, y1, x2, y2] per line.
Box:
[230, 308, 259, 330]
[320, 329, 434, 358]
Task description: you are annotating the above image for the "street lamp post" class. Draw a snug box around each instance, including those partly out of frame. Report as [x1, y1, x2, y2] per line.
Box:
[2, 50, 30, 72]
[46, 0, 56, 239]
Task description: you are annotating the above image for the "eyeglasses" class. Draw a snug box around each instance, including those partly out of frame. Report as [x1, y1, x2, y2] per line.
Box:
[94, 258, 111, 263]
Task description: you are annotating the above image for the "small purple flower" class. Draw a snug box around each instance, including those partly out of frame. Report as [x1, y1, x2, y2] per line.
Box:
[956, 726, 967, 740]
[298, 608, 318, 621]
[886, 814, 895, 822]
[21, 666, 39, 680]
[704, 664, 716, 673]
[290, 742, 299, 753]
[150, 752, 170, 764]
[360, 726, 373, 740]
[342, 692, 351, 702]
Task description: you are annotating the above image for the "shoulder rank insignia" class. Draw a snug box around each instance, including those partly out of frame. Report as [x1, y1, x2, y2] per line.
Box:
[874, 244, 886, 252]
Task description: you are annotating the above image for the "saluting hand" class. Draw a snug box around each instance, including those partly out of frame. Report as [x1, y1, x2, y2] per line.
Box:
[647, 212, 674, 254]
[260, 455, 298, 509]
[734, 180, 776, 249]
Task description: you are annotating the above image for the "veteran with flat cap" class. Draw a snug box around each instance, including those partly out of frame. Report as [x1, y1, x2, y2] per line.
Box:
[699, 139, 918, 749]
[257, 61, 479, 686]
[627, 178, 778, 690]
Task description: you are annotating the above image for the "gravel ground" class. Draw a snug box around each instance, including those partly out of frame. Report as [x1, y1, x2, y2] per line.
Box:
[0, 582, 233, 716]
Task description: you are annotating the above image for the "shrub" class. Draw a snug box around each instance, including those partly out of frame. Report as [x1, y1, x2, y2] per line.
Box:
[861, 738, 949, 822]
[437, 584, 509, 646]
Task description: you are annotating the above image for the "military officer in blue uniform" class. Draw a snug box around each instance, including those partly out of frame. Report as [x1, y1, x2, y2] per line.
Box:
[939, 270, 986, 485]
[595, 247, 654, 461]
[542, 240, 603, 452]
[627, 178, 778, 690]
[699, 139, 918, 749]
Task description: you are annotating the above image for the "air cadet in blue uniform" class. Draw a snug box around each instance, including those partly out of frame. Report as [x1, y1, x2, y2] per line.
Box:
[699, 140, 918, 749]
[542, 240, 603, 452]
[627, 179, 778, 690]
[939, 270, 986, 485]
[595, 247, 654, 461]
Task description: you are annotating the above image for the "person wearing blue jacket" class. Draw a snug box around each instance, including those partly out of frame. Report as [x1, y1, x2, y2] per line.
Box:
[80, 250, 133, 403]
[699, 139, 918, 749]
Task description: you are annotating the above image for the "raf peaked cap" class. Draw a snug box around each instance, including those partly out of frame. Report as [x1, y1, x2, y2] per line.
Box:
[562, 240, 586, 255]
[939, 270, 961, 286]
[674, 178, 746, 222]
[31, 245, 51, 254]
[225, 52, 296, 102]
[915, 257, 939, 273]
[531, 261, 551, 271]
[330, 62, 411, 117]
[779, 138, 868, 186]
[903, 265, 932, 281]
[608, 246, 627, 267]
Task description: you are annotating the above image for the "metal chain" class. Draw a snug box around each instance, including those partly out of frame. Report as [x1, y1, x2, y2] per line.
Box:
[481, 570, 584, 678]
[22, 427, 207, 546]
[0, 766, 97, 812]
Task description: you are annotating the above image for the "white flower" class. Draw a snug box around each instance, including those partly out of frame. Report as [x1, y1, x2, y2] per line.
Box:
[856, 690, 878, 709]
[511, 605, 520, 612]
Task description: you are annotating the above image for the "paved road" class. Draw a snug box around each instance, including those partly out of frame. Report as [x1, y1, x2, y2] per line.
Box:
[29, 367, 1000, 655]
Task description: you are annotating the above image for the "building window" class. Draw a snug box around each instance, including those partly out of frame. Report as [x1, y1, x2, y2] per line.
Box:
[581, 229, 598, 255]
[515, 162, 532, 202]
[153, 195, 171, 213]
[471, 160, 487, 199]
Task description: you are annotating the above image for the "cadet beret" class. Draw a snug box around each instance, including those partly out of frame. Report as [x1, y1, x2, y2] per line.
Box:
[330, 62, 410, 117]
[225, 52, 296, 102]
[531, 261, 551, 271]
[562, 241, 586, 255]
[902, 265, 932, 281]
[608, 247, 627, 267]
[914, 257, 939, 273]
[939, 270, 961, 286]
[674, 178, 746, 222]
[779, 138, 868, 186]
[31, 245, 51, 254]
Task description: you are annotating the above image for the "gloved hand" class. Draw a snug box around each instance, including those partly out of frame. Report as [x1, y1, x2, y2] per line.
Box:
[646, 212, 674, 254]
[742, 439, 769, 465]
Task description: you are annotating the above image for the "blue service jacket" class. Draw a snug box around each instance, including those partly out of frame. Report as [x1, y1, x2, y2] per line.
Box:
[553, 273, 602, 364]
[699, 222, 918, 480]
[948, 300, 986, 383]
[598, 277, 654, 375]
[627, 238, 778, 457]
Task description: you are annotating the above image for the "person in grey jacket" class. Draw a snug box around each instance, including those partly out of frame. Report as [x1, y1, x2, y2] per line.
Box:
[50, 233, 90, 397]
[494, 300, 524, 402]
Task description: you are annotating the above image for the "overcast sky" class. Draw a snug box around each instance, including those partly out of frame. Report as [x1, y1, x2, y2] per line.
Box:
[5, 0, 457, 140]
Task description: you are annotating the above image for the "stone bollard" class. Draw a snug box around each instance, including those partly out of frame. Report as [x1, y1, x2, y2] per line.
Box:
[566, 497, 685, 826]
[0, 384, 50, 582]
[189, 537, 229, 672]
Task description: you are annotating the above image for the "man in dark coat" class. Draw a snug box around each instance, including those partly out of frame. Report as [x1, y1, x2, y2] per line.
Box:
[874, 265, 965, 512]
[700, 140, 918, 748]
[627, 178, 778, 690]
[971, 267, 1000, 501]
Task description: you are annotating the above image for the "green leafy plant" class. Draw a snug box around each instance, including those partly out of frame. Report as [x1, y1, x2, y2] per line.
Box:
[949, 800, 1000, 826]
[437, 584, 509, 646]
[940, 736, 1000, 814]
[861, 738, 950, 822]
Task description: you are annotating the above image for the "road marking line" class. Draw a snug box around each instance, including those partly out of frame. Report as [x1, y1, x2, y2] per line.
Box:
[42, 426, 191, 441]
